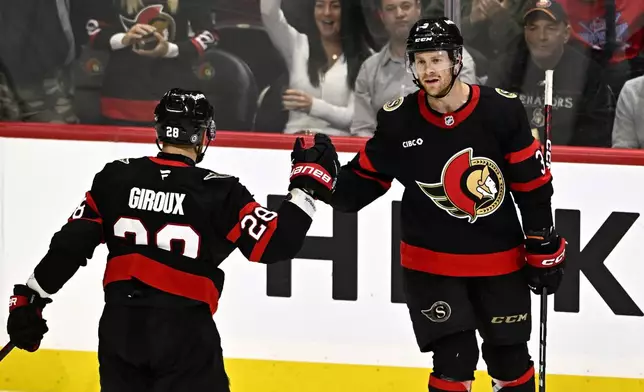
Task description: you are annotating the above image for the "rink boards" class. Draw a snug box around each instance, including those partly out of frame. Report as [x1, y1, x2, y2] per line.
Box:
[0, 135, 643, 391]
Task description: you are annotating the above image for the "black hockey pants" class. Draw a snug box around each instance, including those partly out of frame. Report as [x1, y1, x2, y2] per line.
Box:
[97, 302, 230, 392]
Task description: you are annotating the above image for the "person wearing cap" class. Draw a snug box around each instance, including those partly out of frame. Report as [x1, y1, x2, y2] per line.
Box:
[487, 0, 613, 147]
[425, 0, 533, 73]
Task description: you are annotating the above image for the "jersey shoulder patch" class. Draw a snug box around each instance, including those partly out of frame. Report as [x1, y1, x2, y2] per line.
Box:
[383, 96, 404, 112]
[495, 88, 518, 99]
[204, 170, 233, 181]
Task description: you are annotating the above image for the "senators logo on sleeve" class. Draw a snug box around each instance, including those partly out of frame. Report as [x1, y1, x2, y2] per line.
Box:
[416, 148, 505, 223]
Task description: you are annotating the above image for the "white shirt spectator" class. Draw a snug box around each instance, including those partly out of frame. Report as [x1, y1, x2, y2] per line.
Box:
[612, 75, 644, 149]
[261, 0, 358, 136]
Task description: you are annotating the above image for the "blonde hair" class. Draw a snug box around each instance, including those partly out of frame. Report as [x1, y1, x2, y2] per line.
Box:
[122, 0, 178, 14]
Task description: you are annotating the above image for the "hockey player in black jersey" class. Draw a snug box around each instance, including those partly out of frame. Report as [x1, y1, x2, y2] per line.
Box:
[326, 18, 567, 392]
[6, 88, 339, 391]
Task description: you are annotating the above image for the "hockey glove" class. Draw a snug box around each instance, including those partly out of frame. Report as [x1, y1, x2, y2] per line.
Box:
[7, 284, 52, 352]
[289, 133, 340, 204]
[523, 227, 566, 295]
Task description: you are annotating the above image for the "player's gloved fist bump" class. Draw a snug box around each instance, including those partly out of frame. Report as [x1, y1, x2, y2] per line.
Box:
[7, 284, 52, 352]
[523, 227, 566, 295]
[289, 133, 340, 204]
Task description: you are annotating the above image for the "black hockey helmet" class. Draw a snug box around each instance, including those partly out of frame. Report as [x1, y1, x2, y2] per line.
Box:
[154, 88, 216, 147]
[154, 88, 216, 163]
[406, 18, 464, 97]
[406, 17, 463, 56]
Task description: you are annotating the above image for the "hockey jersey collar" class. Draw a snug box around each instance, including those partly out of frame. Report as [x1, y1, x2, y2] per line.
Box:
[150, 152, 196, 167]
[418, 84, 480, 129]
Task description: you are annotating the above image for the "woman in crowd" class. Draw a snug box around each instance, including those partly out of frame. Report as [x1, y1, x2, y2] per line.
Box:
[261, 0, 374, 136]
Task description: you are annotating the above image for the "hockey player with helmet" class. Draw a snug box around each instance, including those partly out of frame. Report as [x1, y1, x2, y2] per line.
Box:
[5, 88, 340, 391]
[328, 18, 566, 392]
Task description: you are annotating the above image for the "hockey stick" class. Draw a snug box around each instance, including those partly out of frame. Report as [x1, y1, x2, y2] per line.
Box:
[543, 70, 553, 172]
[539, 287, 548, 392]
[538, 70, 554, 392]
[0, 342, 15, 363]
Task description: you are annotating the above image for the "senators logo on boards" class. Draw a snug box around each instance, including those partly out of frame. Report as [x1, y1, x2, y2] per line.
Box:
[416, 148, 505, 223]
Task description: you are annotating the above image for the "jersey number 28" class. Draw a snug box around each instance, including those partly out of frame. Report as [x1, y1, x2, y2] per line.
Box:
[114, 217, 200, 259]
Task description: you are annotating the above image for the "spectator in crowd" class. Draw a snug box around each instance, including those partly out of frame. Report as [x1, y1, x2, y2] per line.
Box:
[556, 0, 643, 75]
[351, 0, 477, 137]
[554, 0, 644, 104]
[85, 0, 217, 126]
[0, 60, 20, 121]
[0, 0, 78, 124]
[612, 74, 644, 148]
[487, 0, 612, 147]
[424, 0, 530, 78]
[210, 0, 306, 28]
[211, 0, 261, 25]
[261, 0, 374, 136]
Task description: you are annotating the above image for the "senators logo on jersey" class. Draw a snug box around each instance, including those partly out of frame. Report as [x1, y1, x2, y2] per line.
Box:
[120, 5, 177, 42]
[416, 148, 505, 223]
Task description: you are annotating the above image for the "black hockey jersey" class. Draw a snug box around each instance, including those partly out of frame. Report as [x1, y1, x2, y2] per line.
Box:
[332, 85, 554, 277]
[31, 152, 313, 314]
[86, 0, 217, 122]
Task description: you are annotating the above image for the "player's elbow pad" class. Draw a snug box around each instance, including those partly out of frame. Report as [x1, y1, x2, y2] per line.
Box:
[32, 220, 102, 295]
[49, 220, 103, 264]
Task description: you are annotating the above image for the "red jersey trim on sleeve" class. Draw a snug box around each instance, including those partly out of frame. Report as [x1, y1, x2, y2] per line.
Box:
[190, 30, 217, 57]
[351, 168, 392, 190]
[85, 191, 101, 216]
[225, 201, 279, 261]
[190, 38, 206, 56]
[505, 139, 541, 164]
[358, 150, 378, 173]
[509, 172, 552, 192]
[226, 201, 260, 243]
[103, 254, 221, 314]
[68, 191, 103, 227]
[249, 217, 278, 261]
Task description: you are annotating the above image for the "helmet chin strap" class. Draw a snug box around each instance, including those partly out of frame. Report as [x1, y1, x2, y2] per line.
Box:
[196, 134, 213, 164]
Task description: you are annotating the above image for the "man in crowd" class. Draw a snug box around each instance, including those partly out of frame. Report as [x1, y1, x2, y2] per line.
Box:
[612, 74, 644, 148]
[487, 0, 613, 147]
[351, 0, 477, 137]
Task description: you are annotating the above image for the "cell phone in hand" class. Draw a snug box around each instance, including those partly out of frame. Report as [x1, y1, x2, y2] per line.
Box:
[135, 32, 159, 51]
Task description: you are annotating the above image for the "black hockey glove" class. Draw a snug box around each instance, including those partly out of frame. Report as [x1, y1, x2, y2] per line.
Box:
[289, 133, 340, 204]
[7, 284, 52, 352]
[523, 227, 566, 295]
